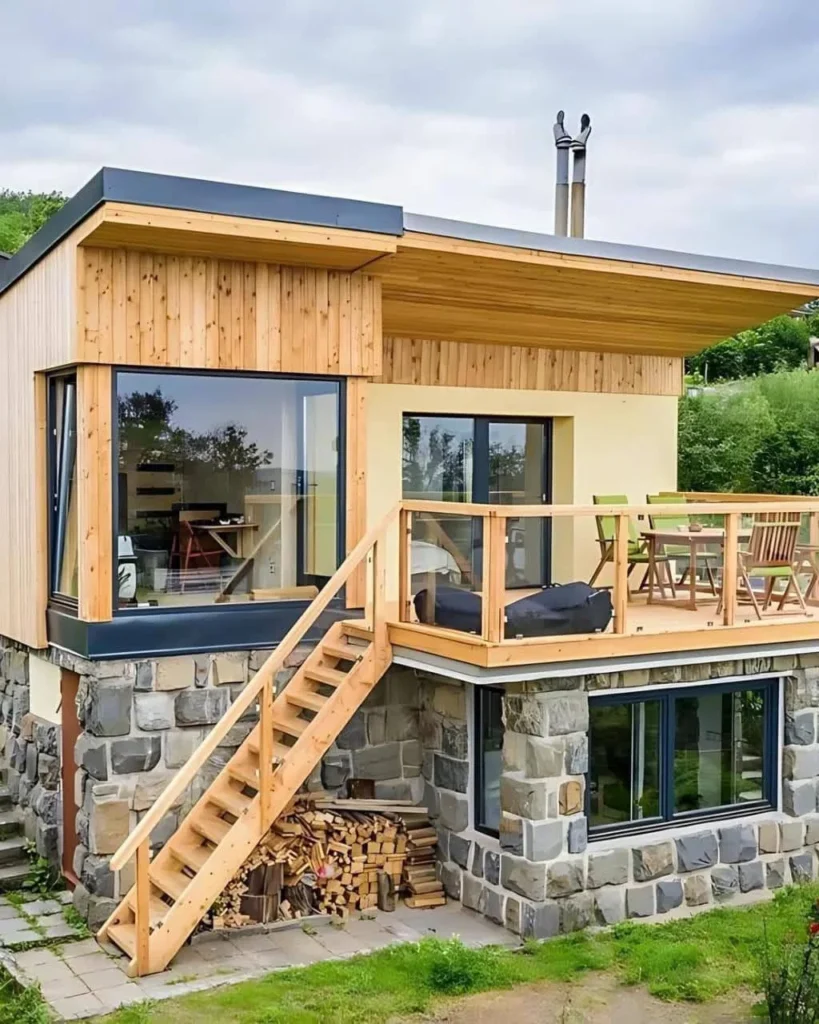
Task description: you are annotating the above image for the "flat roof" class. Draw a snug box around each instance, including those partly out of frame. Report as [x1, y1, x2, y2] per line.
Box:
[2, 166, 819, 299]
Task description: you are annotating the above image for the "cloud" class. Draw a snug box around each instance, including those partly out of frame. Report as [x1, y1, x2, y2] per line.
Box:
[2, 0, 819, 266]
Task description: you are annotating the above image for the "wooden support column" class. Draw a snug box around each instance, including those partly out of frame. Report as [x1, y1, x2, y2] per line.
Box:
[722, 513, 738, 627]
[484, 515, 507, 643]
[345, 378, 367, 608]
[613, 513, 629, 634]
[259, 677, 274, 831]
[77, 364, 113, 621]
[398, 508, 412, 622]
[135, 841, 150, 976]
[371, 535, 389, 667]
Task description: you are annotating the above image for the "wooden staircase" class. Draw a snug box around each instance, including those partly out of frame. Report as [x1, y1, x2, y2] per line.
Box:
[100, 510, 396, 977]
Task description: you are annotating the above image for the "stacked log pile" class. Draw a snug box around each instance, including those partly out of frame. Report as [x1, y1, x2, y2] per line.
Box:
[397, 813, 446, 909]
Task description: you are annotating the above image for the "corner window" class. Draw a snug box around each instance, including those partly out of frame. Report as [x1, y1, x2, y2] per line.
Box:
[115, 371, 341, 610]
[475, 686, 504, 835]
[588, 679, 779, 839]
[49, 375, 78, 600]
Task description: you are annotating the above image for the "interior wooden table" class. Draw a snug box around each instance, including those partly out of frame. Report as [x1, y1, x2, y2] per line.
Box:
[191, 522, 259, 560]
[641, 527, 729, 611]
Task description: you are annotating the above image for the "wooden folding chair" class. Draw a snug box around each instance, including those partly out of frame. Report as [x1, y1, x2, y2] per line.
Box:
[589, 494, 675, 599]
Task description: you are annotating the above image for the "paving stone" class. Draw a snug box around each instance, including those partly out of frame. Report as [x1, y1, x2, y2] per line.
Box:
[60, 937, 102, 958]
[739, 861, 765, 892]
[501, 854, 547, 901]
[656, 878, 684, 913]
[675, 831, 718, 872]
[719, 824, 757, 863]
[95, 984, 145, 1010]
[595, 887, 625, 925]
[68, 951, 115, 976]
[711, 865, 739, 900]
[522, 900, 560, 939]
[632, 841, 673, 881]
[758, 821, 779, 854]
[523, 819, 563, 861]
[14, 947, 60, 969]
[780, 821, 804, 852]
[626, 885, 654, 918]
[767, 859, 787, 889]
[41, 975, 91, 1001]
[790, 852, 815, 884]
[684, 873, 710, 906]
[0, 905, 18, 921]
[3, 928, 44, 945]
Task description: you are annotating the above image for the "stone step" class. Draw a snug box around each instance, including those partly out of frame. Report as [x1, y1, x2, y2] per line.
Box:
[0, 861, 30, 891]
[0, 837, 27, 866]
[0, 811, 22, 842]
[0, 787, 14, 812]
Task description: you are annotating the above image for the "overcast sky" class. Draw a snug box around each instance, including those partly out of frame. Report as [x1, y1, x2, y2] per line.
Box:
[3, 1, 819, 266]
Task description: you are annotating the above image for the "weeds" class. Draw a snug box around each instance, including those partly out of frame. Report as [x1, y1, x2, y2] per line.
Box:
[761, 897, 819, 1023]
[0, 972, 49, 1024]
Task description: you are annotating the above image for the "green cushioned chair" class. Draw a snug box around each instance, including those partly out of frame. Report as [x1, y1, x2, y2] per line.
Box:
[718, 513, 808, 620]
[646, 493, 719, 594]
[590, 494, 675, 597]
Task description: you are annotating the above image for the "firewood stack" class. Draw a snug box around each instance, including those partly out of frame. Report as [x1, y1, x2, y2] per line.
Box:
[397, 812, 446, 909]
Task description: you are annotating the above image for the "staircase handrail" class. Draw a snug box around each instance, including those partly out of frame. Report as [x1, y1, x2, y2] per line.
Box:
[110, 502, 400, 872]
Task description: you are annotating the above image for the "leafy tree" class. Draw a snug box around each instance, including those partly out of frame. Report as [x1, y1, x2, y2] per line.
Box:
[686, 314, 818, 383]
[0, 190, 67, 254]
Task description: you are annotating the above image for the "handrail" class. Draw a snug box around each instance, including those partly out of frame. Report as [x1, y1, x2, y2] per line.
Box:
[403, 498, 819, 518]
[110, 502, 400, 873]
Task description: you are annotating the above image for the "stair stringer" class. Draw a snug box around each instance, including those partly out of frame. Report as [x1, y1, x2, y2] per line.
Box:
[105, 628, 393, 977]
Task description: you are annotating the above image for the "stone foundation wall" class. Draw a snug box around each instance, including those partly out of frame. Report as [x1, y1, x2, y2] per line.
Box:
[435, 652, 819, 939]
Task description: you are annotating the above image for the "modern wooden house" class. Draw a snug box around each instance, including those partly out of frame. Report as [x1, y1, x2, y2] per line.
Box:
[2, 167, 819, 975]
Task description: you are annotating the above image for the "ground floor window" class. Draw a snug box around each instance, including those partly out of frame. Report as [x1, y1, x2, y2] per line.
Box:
[588, 678, 779, 839]
[116, 370, 342, 609]
[475, 686, 504, 835]
[49, 374, 78, 600]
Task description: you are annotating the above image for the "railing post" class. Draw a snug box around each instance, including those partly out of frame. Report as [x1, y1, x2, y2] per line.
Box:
[398, 508, 412, 623]
[372, 535, 388, 666]
[259, 675, 273, 832]
[135, 839, 150, 975]
[484, 514, 506, 643]
[613, 513, 629, 634]
[722, 512, 738, 627]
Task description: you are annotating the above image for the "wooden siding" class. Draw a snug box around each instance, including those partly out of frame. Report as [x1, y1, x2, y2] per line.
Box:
[0, 241, 76, 648]
[376, 337, 683, 397]
[78, 247, 382, 376]
[77, 365, 113, 622]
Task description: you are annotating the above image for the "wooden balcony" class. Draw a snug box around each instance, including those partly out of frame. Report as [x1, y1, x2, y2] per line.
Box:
[386, 495, 819, 669]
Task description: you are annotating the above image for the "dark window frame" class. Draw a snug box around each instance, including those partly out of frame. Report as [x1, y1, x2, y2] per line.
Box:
[474, 684, 504, 837]
[111, 366, 347, 618]
[47, 371, 79, 611]
[402, 413, 554, 588]
[587, 678, 780, 842]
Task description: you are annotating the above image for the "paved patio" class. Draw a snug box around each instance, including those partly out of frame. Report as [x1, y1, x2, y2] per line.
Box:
[9, 902, 519, 1021]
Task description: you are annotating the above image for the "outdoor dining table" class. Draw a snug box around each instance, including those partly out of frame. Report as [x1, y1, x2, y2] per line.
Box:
[640, 526, 748, 611]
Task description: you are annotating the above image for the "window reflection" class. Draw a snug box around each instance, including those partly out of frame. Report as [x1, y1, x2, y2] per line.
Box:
[589, 701, 661, 829]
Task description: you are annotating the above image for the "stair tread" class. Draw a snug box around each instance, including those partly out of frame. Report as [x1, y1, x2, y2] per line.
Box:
[322, 641, 365, 662]
[227, 759, 261, 789]
[190, 811, 232, 845]
[305, 665, 348, 687]
[107, 922, 135, 958]
[273, 714, 309, 738]
[126, 892, 173, 928]
[170, 837, 213, 872]
[341, 621, 373, 641]
[209, 786, 253, 817]
[247, 736, 293, 760]
[286, 690, 328, 712]
[0, 837, 26, 853]
[150, 865, 190, 901]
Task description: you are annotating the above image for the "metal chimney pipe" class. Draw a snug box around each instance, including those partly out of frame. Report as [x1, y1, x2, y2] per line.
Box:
[553, 110, 571, 236]
[570, 113, 592, 238]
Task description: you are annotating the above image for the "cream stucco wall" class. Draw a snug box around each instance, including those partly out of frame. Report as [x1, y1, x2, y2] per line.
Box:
[29, 655, 62, 724]
[365, 383, 679, 597]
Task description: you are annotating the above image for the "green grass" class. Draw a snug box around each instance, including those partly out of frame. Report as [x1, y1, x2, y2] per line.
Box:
[74, 884, 819, 1023]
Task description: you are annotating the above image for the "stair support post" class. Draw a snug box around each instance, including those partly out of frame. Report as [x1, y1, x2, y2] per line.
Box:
[259, 675, 274, 832]
[135, 840, 150, 976]
[372, 533, 388, 667]
[398, 508, 412, 623]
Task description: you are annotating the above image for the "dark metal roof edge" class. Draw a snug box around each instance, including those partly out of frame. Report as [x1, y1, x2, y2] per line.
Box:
[0, 167, 404, 298]
[403, 211, 819, 290]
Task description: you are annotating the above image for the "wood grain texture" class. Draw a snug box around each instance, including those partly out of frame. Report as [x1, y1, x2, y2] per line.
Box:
[78, 247, 382, 376]
[0, 241, 76, 648]
[345, 378, 368, 607]
[377, 336, 683, 396]
[77, 364, 113, 622]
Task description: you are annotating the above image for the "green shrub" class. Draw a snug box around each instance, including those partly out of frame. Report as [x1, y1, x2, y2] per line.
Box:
[420, 939, 503, 995]
[761, 901, 819, 1023]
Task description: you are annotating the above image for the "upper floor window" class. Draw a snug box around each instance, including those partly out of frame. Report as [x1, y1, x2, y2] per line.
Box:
[588, 678, 779, 840]
[115, 370, 341, 610]
[49, 375, 78, 600]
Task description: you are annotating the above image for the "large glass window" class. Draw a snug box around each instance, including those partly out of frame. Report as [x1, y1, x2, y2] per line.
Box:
[116, 371, 341, 609]
[588, 679, 778, 838]
[475, 686, 504, 835]
[49, 375, 79, 599]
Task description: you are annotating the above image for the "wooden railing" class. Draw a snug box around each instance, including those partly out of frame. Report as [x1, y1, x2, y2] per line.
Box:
[399, 496, 819, 643]
[109, 503, 399, 974]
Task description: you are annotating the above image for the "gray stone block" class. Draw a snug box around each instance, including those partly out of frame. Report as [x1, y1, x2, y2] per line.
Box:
[656, 879, 683, 913]
[505, 896, 522, 934]
[470, 842, 484, 878]
[81, 854, 114, 898]
[546, 694, 589, 736]
[484, 889, 505, 926]
[484, 850, 500, 885]
[134, 692, 174, 731]
[438, 790, 469, 833]
[780, 821, 804, 852]
[524, 737, 563, 778]
[24, 742, 37, 783]
[560, 892, 595, 933]
[587, 848, 628, 889]
[522, 900, 560, 939]
[353, 743, 402, 780]
[684, 874, 710, 906]
[164, 728, 205, 769]
[110, 736, 161, 774]
[78, 736, 109, 782]
[440, 861, 462, 900]
[85, 681, 133, 738]
[422, 781, 440, 819]
[632, 842, 673, 881]
[739, 861, 765, 892]
[676, 831, 718, 872]
[37, 753, 59, 790]
[719, 824, 757, 863]
[786, 711, 816, 746]
[462, 873, 486, 914]
[174, 688, 228, 727]
[500, 773, 548, 819]
[711, 866, 739, 901]
[523, 819, 563, 861]
[767, 859, 786, 889]
[546, 859, 584, 898]
[321, 754, 351, 791]
[33, 720, 59, 758]
[135, 663, 154, 692]
[449, 833, 471, 870]
[790, 853, 815, 884]
[336, 711, 366, 750]
[502, 854, 548, 901]
[385, 706, 419, 743]
[806, 816, 819, 845]
[595, 887, 625, 925]
[567, 817, 587, 855]
[366, 708, 386, 746]
[784, 746, 819, 781]
[499, 813, 524, 855]
[626, 885, 654, 918]
[441, 721, 468, 759]
[434, 754, 468, 793]
[783, 779, 817, 817]
[758, 821, 779, 854]
[564, 734, 588, 775]
[505, 696, 549, 737]
[402, 740, 422, 771]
